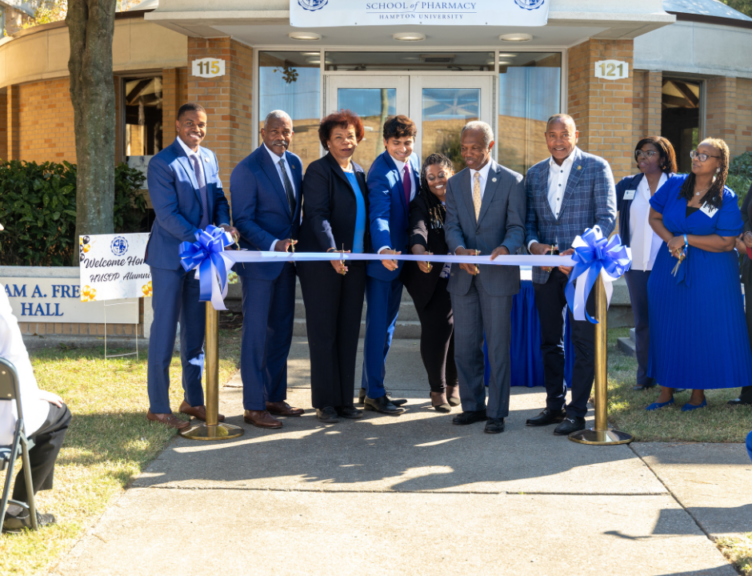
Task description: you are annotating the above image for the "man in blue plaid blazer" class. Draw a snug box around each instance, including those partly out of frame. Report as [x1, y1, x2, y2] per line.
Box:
[524, 114, 617, 436]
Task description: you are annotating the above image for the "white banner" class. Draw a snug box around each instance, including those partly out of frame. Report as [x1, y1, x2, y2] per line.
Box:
[79, 233, 152, 302]
[291, 0, 548, 27]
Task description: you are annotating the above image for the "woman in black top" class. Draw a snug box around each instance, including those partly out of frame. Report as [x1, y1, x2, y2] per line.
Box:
[401, 153, 459, 412]
[297, 110, 369, 423]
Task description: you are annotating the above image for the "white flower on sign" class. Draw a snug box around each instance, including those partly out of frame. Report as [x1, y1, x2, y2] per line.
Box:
[192, 58, 226, 79]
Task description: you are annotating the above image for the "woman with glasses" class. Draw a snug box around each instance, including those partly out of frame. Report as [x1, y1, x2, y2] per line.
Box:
[646, 138, 752, 411]
[400, 153, 459, 412]
[616, 137, 676, 391]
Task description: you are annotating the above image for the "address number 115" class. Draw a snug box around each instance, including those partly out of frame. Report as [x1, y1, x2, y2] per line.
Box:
[595, 60, 629, 81]
[192, 58, 226, 79]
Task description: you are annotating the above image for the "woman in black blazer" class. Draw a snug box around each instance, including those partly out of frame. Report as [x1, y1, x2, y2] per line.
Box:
[615, 136, 676, 391]
[297, 110, 369, 423]
[400, 153, 458, 412]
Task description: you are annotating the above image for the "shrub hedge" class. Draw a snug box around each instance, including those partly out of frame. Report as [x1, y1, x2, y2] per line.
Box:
[0, 160, 148, 267]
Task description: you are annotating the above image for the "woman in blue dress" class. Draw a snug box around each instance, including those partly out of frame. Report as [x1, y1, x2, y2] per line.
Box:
[646, 138, 752, 411]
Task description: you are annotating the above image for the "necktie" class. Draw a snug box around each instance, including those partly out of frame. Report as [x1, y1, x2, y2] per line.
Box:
[190, 154, 210, 229]
[403, 165, 411, 207]
[473, 172, 482, 221]
[279, 157, 297, 215]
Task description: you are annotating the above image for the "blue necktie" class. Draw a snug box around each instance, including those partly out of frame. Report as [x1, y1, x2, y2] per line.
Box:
[191, 154, 210, 230]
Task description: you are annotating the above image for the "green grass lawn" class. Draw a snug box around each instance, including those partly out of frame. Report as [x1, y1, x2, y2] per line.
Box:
[606, 327, 752, 443]
[0, 328, 241, 575]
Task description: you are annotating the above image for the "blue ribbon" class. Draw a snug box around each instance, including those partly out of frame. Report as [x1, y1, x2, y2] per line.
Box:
[179, 225, 233, 305]
[564, 228, 632, 324]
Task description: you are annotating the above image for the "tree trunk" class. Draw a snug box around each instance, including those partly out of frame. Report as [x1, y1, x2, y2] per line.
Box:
[66, 0, 116, 264]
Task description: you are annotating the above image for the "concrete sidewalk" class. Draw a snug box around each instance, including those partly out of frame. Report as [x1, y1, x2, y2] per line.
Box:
[52, 338, 749, 576]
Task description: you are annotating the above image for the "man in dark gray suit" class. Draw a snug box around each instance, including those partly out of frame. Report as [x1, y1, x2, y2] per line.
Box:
[525, 114, 617, 436]
[444, 121, 526, 434]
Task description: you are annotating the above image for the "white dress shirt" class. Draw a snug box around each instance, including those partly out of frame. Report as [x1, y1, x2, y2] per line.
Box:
[0, 285, 50, 446]
[377, 155, 417, 254]
[630, 173, 666, 271]
[264, 144, 298, 251]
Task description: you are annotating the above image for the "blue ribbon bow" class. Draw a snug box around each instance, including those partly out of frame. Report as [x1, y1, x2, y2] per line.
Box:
[179, 225, 233, 309]
[564, 228, 632, 324]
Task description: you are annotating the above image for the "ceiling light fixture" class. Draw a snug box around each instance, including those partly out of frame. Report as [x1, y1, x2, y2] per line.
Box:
[499, 33, 532, 42]
[498, 53, 517, 58]
[498, 60, 512, 65]
[393, 32, 426, 42]
[289, 32, 321, 41]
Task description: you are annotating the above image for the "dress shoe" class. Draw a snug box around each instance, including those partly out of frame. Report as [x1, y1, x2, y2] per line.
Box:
[179, 401, 225, 422]
[553, 416, 586, 436]
[359, 388, 406, 407]
[727, 397, 752, 406]
[633, 382, 657, 391]
[244, 410, 282, 429]
[446, 384, 461, 407]
[646, 399, 674, 411]
[364, 395, 405, 415]
[526, 408, 566, 427]
[430, 391, 451, 413]
[336, 406, 363, 419]
[147, 410, 189, 430]
[266, 401, 304, 417]
[484, 417, 505, 434]
[2, 510, 56, 533]
[316, 407, 339, 423]
[452, 410, 487, 425]
[681, 398, 707, 412]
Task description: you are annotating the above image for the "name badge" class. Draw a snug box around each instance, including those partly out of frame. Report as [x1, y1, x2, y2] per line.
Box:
[623, 189, 636, 201]
[700, 203, 719, 218]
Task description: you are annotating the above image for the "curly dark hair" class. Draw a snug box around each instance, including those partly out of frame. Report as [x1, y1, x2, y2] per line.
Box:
[419, 153, 454, 228]
[318, 110, 365, 150]
[383, 115, 417, 141]
[678, 137, 729, 209]
[634, 136, 677, 174]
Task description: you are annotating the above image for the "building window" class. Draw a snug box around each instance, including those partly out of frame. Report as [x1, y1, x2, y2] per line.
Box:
[498, 53, 562, 174]
[661, 78, 701, 173]
[124, 76, 163, 157]
[259, 52, 321, 170]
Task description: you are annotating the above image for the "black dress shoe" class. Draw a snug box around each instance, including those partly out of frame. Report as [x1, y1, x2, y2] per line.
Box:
[359, 388, 407, 407]
[553, 416, 586, 436]
[316, 406, 340, 423]
[452, 410, 487, 425]
[336, 405, 363, 419]
[484, 417, 505, 434]
[633, 382, 657, 391]
[364, 395, 405, 415]
[2, 510, 56, 533]
[526, 408, 567, 427]
[728, 397, 752, 406]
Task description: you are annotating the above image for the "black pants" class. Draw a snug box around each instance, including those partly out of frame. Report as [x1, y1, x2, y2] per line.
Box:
[624, 270, 654, 387]
[12, 403, 71, 504]
[415, 278, 457, 393]
[533, 269, 596, 418]
[298, 260, 366, 409]
[742, 278, 752, 403]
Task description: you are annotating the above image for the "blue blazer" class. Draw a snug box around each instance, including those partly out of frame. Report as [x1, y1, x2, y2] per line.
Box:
[525, 147, 617, 284]
[230, 146, 303, 281]
[366, 150, 421, 281]
[616, 172, 675, 247]
[145, 139, 230, 270]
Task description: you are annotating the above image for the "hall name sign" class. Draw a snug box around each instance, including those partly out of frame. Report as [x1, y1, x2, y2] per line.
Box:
[291, 0, 548, 26]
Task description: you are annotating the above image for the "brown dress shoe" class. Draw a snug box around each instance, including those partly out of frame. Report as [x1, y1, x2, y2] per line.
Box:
[244, 410, 283, 429]
[147, 410, 190, 430]
[266, 401, 304, 417]
[179, 401, 225, 422]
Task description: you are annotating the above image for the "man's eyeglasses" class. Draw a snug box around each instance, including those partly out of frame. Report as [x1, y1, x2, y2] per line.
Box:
[634, 150, 658, 160]
[690, 150, 721, 162]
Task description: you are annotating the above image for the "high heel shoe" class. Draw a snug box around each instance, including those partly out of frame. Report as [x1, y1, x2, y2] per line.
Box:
[646, 399, 675, 411]
[446, 385, 461, 407]
[681, 398, 707, 412]
[430, 392, 451, 413]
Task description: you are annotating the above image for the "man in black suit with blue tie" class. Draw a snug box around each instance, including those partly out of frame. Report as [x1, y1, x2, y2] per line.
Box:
[231, 110, 305, 429]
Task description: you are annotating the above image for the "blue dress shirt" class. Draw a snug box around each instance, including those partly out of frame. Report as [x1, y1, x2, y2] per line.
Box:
[345, 171, 366, 254]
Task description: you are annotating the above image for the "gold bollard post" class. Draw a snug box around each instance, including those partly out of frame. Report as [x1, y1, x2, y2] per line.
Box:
[181, 302, 244, 441]
[569, 275, 634, 445]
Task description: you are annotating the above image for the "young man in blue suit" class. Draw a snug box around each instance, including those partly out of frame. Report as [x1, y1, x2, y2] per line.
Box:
[230, 110, 305, 429]
[525, 114, 617, 436]
[360, 115, 419, 415]
[145, 103, 236, 430]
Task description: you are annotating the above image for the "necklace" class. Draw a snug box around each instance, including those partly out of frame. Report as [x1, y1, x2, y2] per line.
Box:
[694, 187, 709, 196]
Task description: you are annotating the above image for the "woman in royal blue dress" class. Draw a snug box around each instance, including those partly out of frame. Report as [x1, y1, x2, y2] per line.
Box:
[646, 138, 752, 411]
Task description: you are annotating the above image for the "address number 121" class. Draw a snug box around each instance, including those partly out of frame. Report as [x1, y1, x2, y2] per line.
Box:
[595, 60, 629, 81]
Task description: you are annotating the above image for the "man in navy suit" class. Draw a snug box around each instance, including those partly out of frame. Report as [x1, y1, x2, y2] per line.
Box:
[230, 110, 305, 429]
[145, 103, 236, 430]
[360, 115, 419, 415]
[525, 114, 617, 436]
